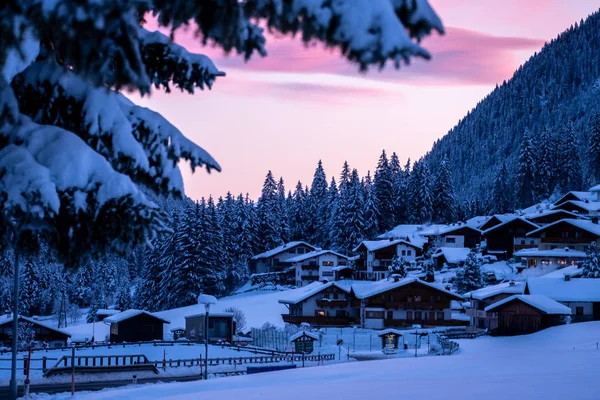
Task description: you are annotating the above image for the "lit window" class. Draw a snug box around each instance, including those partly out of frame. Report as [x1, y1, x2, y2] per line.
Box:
[315, 310, 326, 317]
[322, 261, 334, 266]
[541, 260, 550, 265]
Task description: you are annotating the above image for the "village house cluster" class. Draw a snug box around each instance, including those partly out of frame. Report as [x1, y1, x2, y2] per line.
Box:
[263, 186, 600, 336]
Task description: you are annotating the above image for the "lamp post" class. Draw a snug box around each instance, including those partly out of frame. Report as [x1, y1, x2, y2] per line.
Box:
[198, 294, 217, 380]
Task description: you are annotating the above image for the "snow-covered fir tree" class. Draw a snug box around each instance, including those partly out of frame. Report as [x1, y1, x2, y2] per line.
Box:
[362, 172, 380, 240]
[338, 170, 365, 255]
[257, 171, 282, 252]
[516, 130, 537, 208]
[19, 260, 41, 316]
[581, 242, 600, 278]
[534, 127, 554, 201]
[423, 260, 435, 283]
[115, 285, 132, 311]
[306, 161, 329, 247]
[588, 113, 600, 184]
[408, 159, 434, 223]
[325, 177, 340, 249]
[388, 255, 407, 278]
[276, 178, 291, 244]
[289, 181, 308, 242]
[454, 252, 484, 294]
[432, 155, 457, 224]
[492, 162, 513, 214]
[558, 123, 583, 192]
[374, 150, 396, 232]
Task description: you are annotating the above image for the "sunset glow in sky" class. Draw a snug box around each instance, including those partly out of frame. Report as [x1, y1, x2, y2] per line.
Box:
[132, 1, 600, 201]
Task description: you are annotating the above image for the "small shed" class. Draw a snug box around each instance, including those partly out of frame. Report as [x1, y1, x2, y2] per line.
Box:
[485, 294, 571, 336]
[185, 312, 234, 344]
[104, 310, 169, 343]
[290, 331, 319, 354]
[0, 315, 71, 349]
[96, 309, 120, 322]
[377, 328, 403, 351]
[170, 327, 186, 340]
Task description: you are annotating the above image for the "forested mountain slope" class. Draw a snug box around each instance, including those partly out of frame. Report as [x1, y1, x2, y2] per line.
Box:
[425, 10, 600, 201]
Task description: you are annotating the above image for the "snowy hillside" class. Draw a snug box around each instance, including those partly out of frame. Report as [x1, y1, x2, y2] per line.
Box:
[46, 322, 600, 399]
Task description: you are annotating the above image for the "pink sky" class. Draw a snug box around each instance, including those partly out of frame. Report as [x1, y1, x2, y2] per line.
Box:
[131, 1, 600, 201]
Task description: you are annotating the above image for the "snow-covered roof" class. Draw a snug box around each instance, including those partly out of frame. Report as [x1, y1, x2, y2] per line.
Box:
[185, 312, 234, 319]
[290, 331, 319, 341]
[377, 328, 404, 336]
[484, 294, 572, 315]
[525, 278, 600, 302]
[278, 281, 352, 305]
[520, 202, 553, 215]
[465, 216, 493, 229]
[251, 242, 317, 260]
[0, 315, 71, 337]
[527, 218, 600, 237]
[540, 265, 583, 279]
[524, 209, 582, 221]
[588, 185, 600, 192]
[553, 200, 600, 212]
[513, 248, 587, 258]
[467, 281, 526, 300]
[104, 309, 170, 324]
[97, 309, 120, 316]
[481, 216, 539, 234]
[450, 300, 464, 310]
[287, 250, 349, 263]
[553, 191, 596, 205]
[431, 247, 471, 264]
[451, 313, 471, 322]
[170, 327, 185, 332]
[351, 277, 462, 300]
[428, 224, 481, 236]
[353, 239, 421, 253]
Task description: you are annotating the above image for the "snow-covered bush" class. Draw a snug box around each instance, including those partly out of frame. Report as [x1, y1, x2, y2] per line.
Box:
[582, 242, 600, 278]
[454, 251, 484, 294]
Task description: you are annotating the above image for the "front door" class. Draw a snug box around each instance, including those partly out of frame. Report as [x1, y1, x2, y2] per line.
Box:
[386, 311, 393, 320]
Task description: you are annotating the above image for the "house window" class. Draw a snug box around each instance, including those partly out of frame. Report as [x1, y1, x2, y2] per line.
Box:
[413, 296, 422, 302]
[520, 240, 525, 245]
[322, 261, 334, 266]
[575, 232, 580, 239]
[336, 310, 347, 317]
[541, 260, 550, 265]
[558, 259, 567, 265]
[530, 259, 537, 267]
[530, 240, 535, 245]
[437, 312, 444, 320]
[414, 311, 422, 320]
[406, 311, 413, 320]
[576, 307, 584, 316]
[366, 311, 384, 319]
[446, 237, 456, 244]
[315, 310, 326, 317]
[407, 250, 412, 256]
[308, 271, 313, 276]
[289, 249, 297, 254]
[401, 250, 406, 256]
[322, 271, 334, 277]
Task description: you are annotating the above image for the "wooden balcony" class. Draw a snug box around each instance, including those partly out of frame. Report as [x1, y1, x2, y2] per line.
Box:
[384, 318, 468, 328]
[316, 299, 349, 308]
[282, 315, 359, 326]
[541, 237, 589, 245]
[301, 264, 319, 271]
[301, 276, 320, 282]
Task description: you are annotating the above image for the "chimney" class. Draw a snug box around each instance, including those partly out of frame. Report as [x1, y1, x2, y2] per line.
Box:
[564, 274, 571, 281]
[564, 247, 570, 252]
[392, 274, 401, 282]
[592, 216, 599, 224]
[508, 280, 515, 287]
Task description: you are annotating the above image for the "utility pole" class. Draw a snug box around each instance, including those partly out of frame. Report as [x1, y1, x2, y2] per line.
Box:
[9, 249, 20, 400]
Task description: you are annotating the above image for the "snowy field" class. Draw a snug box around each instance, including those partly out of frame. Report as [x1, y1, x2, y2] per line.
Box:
[33, 322, 600, 400]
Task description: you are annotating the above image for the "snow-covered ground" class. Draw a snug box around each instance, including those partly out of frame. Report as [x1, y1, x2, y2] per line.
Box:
[27, 322, 600, 399]
[0, 343, 260, 385]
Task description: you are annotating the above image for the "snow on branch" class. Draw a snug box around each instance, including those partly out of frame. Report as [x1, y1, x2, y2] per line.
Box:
[0, 116, 168, 265]
[152, 0, 444, 70]
[138, 27, 225, 93]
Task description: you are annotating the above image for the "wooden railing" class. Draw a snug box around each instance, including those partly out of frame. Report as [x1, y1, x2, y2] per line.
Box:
[316, 299, 349, 308]
[51, 354, 151, 369]
[282, 315, 359, 326]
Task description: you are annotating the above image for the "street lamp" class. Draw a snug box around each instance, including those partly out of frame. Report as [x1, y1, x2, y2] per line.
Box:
[198, 294, 217, 380]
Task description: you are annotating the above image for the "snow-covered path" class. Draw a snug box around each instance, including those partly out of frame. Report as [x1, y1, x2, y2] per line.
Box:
[35, 322, 600, 400]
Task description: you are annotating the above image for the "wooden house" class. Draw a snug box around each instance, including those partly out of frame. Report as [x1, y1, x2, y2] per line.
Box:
[466, 281, 526, 330]
[352, 277, 465, 329]
[96, 309, 120, 322]
[484, 294, 571, 336]
[287, 250, 349, 287]
[432, 247, 471, 269]
[353, 239, 422, 281]
[249, 241, 317, 274]
[525, 219, 600, 252]
[524, 209, 582, 226]
[482, 217, 539, 259]
[290, 331, 319, 353]
[185, 312, 235, 343]
[279, 281, 358, 326]
[0, 315, 71, 349]
[525, 278, 600, 322]
[104, 310, 169, 343]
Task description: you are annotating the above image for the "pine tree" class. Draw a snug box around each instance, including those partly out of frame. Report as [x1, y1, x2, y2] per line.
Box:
[516, 130, 537, 208]
[289, 182, 308, 241]
[492, 162, 513, 214]
[588, 113, 600, 184]
[408, 159, 433, 223]
[362, 172, 380, 239]
[581, 242, 600, 278]
[432, 155, 457, 223]
[306, 160, 329, 247]
[534, 127, 554, 201]
[257, 171, 282, 252]
[325, 177, 340, 249]
[374, 150, 396, 232]
[135, 238, 165, 312]
[339, 169, 365, 255]
[559, 123, 583, 192]
[276, 178, 291, 244]
[116, 286, 132, 311]
[454, 251, 484, 294]
[424, 260, 435, 283]
[19, 260, 41, 316]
